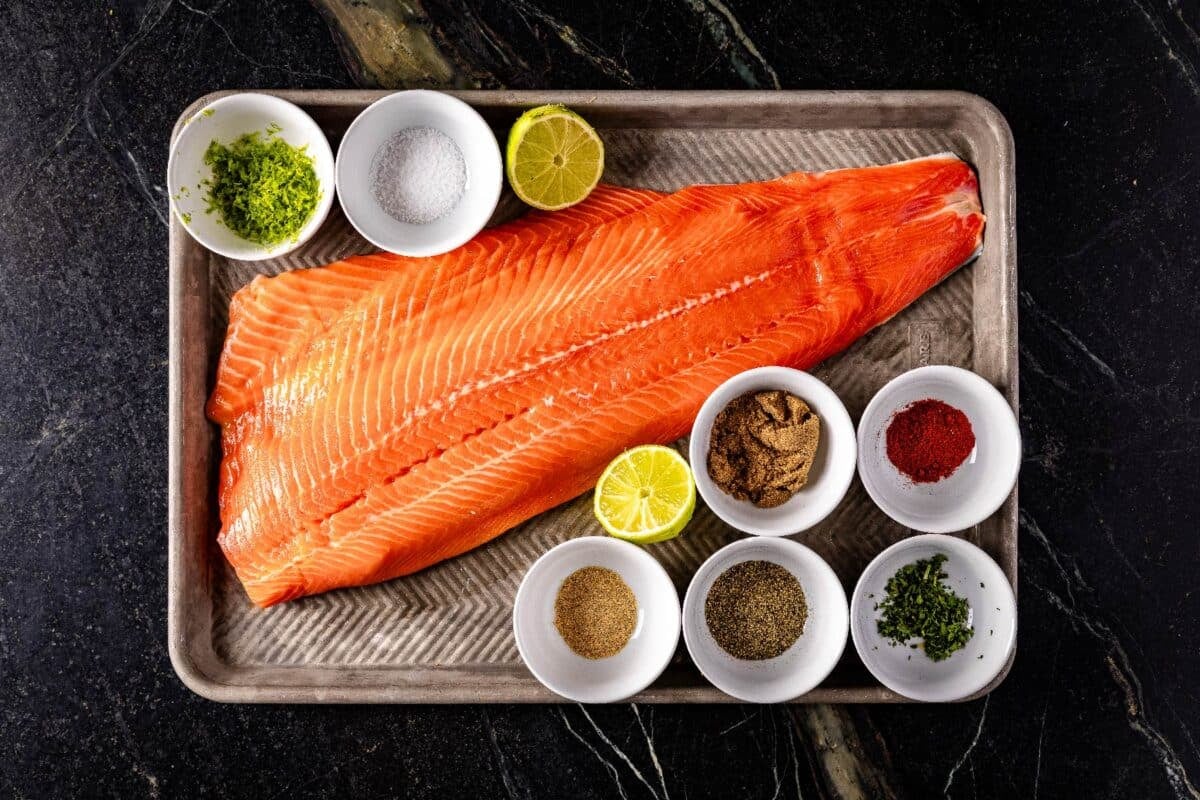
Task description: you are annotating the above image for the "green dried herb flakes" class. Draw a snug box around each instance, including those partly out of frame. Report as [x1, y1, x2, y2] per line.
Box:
[202, 132, 319, 246]
[875, 553, 973, 662]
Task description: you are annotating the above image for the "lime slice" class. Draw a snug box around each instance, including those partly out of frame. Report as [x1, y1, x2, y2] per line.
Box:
[505, 104, 604, 210]
[594, 445, 696, 544]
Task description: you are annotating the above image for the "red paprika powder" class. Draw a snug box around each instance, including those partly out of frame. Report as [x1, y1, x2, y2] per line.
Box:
[885, 399, 975, 483]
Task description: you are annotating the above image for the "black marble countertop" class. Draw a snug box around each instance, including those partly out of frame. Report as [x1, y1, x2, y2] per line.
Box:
[1, 1, 1197, 797]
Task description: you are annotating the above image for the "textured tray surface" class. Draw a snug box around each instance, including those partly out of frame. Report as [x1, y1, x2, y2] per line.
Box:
[168, 90, 1016, 702]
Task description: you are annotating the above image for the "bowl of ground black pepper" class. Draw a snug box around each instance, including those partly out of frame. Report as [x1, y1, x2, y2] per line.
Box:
[682, 538, 848, 703]
[512, 537, 681, 703]
[168, 93, 336, 260]
[850, 534, 1016, 701]
[689, 367, 857, 536]
[857, 366, 1021, 533]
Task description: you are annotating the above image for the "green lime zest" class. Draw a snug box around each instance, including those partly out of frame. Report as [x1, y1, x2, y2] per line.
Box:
[202, 131, 320, 247]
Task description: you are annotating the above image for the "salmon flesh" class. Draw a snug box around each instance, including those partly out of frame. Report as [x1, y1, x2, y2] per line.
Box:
[209, 155, 985, 606]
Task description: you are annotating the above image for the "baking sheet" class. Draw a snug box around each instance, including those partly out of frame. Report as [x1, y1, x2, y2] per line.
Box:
[168, 90, 1017, 702]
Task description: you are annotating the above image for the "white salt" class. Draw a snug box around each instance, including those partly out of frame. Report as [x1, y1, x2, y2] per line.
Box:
[369, 126, 467, 224]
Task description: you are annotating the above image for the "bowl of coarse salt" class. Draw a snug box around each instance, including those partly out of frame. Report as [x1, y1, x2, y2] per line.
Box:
[336, 90, 503, 257]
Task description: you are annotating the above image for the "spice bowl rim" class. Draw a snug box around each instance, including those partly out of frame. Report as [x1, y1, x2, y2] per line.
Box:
[512, 536, 681, 703]
[856, 364, 1021, 534]
[688, 366, 857, 537]
[166, 92, 336, 261]
[849, 533, 1017, 702]
[335, 89, 504, 258]
[681, 537, 849, 703]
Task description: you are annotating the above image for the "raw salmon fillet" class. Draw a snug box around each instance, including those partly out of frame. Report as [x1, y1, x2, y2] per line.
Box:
[209, 155, 985, 606]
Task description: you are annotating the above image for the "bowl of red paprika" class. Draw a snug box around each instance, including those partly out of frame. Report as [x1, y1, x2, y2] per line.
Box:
[856, 366, 1020, 533]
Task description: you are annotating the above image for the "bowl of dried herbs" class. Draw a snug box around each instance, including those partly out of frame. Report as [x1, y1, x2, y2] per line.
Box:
[850, 533, 1016, 701]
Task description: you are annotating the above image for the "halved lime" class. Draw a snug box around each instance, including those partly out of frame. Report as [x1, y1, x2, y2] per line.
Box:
[594, 445, 696, 544]
[505, 104, 604, 210]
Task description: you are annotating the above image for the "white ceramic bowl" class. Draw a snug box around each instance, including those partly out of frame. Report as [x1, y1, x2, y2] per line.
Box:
[167, 93, 335, 260]
[850, 533, 1016, 702]
[512, 537, 680, 703]
[336, 90, 503, 257]
[682, 538, 848, 703]
[857, 365, 1020, 533]
[689, 367, 856, 536]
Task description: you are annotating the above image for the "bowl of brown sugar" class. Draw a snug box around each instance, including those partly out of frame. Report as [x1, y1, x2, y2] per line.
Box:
[512, 537, 681, 702]
[689, 367, 857, 536]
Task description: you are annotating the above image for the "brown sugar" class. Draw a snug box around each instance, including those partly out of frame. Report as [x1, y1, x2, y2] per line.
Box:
[706, 390, 821, 508]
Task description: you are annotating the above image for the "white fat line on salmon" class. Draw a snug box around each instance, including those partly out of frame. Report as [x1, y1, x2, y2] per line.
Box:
[238, 300, 810, 588]
[328, 179, 977, 451]
[237, 184, 983, 581]
[233, 262, 777, 560]
[262, 265, 775, 484]
[241, 189, 981, 570]
[906, 195, 983, 225]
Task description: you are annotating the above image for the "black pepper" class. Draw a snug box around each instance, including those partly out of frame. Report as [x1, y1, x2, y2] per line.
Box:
[704, 560, 808, 660]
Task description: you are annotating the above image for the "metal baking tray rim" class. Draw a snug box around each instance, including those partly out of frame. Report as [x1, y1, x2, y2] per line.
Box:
[168, 89, 1016, 703]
